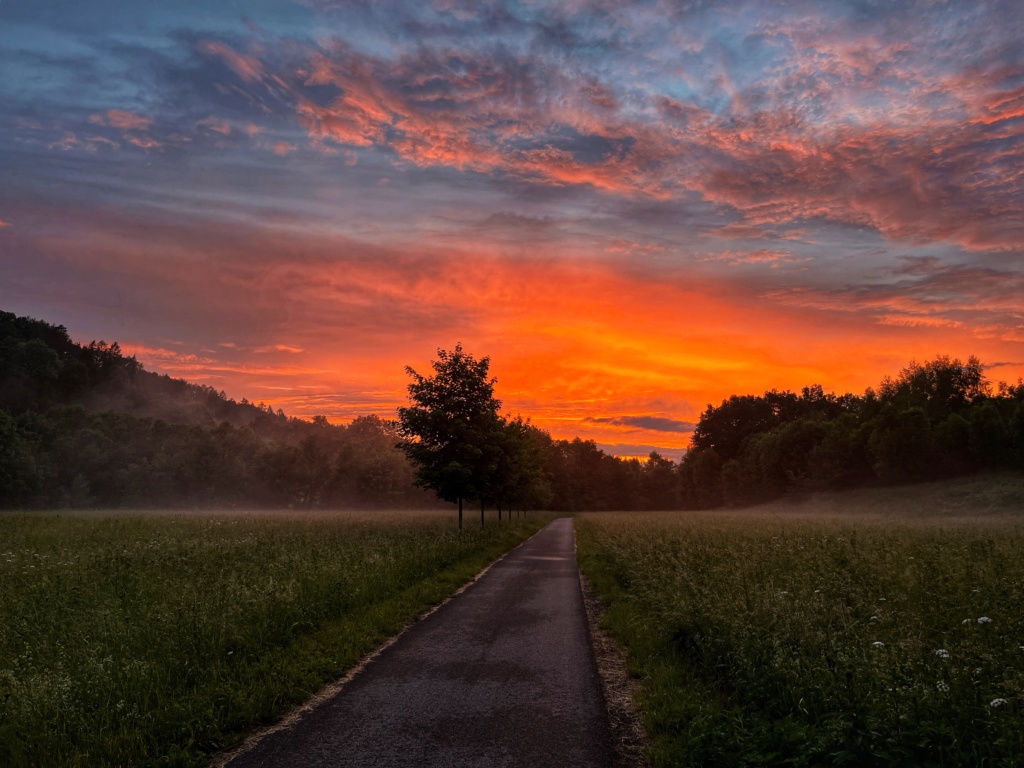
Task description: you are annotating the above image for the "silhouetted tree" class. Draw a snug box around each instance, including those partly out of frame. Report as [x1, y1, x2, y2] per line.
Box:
[397, 344, 502, 528]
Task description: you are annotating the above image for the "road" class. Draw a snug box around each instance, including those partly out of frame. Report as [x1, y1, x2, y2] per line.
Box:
[226, 517, 611, 767]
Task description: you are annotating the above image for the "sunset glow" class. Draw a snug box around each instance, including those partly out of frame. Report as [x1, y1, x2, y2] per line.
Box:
[2, 0, 1023, 458]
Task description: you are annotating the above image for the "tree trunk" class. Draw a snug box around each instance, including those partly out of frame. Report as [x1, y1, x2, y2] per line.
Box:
[458, 496, 463, 530]
[498, 501, 502, 522]
[480, 498, 485, 527]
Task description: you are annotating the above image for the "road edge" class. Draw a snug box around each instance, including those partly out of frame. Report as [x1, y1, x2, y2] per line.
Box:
[576, 545, 651, 767]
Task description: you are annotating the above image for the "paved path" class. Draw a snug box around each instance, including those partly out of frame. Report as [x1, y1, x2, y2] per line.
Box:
[227, 517, 611, 767]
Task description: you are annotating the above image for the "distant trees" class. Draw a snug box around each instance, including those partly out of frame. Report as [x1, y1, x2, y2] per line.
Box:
[397, 344, 550, 527]
[679, 355, 1024, 508]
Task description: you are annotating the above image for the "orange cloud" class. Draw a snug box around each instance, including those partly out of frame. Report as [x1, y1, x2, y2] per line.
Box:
[197, 40, 265, 82]
[89, 109, 154, 131]
[29, 198, 1024, 452]
[111, 242, 1019, 447]
[124, 135, 161, 150]
[264, 33, 1024, 253]
[196, 116, 233, 135]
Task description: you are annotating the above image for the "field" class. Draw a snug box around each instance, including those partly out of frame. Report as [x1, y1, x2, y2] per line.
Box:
[577, 475, 1024, 768]
[0, 510, 547, 768]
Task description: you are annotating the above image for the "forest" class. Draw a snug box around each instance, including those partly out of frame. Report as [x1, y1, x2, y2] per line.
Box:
[2, 309, 1023, 511]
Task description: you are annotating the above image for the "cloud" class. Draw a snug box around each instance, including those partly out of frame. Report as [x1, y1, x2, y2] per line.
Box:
[257, 3, 1024, 251]
[85, 109, 161, 149]
[196, 40, 265, 83]
[195, 115, 233, 135]
[11, 2, 1024, 252]
[583, 415, 696, 433]
[701, 249, 806, 267]
[762, 261, 1024, 343]
[89, 109, 153, 131]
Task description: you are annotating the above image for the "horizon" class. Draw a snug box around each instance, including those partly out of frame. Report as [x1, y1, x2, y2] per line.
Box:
[2, 0, 1023, 459]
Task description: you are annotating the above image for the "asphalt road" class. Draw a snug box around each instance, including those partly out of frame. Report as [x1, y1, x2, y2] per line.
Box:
[227, 517, 611, 767]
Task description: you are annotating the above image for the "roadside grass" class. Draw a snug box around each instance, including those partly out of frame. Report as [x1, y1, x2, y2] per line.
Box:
[577, 476, 1024, 767]
[0, 510, 548, 767]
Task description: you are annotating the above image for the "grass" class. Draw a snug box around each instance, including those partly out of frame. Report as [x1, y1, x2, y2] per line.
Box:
[0, 509, 548, 767]
[576, 475, 1024, 767]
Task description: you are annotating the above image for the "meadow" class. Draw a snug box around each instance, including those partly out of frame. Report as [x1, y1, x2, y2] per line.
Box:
[0, 510, 547, 767]
[577, 475, 1024, 767]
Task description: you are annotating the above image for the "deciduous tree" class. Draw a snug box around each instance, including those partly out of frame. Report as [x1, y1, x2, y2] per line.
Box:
[397, 344, 502, 528]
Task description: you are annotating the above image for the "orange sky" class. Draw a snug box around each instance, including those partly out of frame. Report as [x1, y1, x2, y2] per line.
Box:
[107, 248, 1024, 459]
[3, 1, 1024, 459]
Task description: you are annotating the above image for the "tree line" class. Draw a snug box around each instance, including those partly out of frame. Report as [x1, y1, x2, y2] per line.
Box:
[397, 345, 1024, 515]
[678, 356, 1024, 508]
[3, 309, 1023, 513]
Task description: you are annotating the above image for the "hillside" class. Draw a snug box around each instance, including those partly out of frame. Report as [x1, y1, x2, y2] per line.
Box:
[0, 311, 428, 509]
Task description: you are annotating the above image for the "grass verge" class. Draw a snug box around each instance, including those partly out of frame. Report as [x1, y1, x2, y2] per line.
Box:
[576, 478, 1024, 767]
[0, 510, 548, 767]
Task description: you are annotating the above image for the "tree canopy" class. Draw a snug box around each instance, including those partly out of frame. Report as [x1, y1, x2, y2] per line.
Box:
[397, 344, 506, 527]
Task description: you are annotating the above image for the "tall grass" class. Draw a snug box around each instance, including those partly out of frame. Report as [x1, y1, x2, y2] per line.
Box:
[577, 507, 1024, 767]
[0, 511, 546, 767]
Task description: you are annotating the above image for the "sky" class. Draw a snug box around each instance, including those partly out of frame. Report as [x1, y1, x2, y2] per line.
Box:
[2, 0, 1023, 459]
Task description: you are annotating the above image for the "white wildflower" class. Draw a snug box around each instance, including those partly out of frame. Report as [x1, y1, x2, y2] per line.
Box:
[978, 617, 993, 624]
[935, 649, 950, 659]
[936, 681, 950, 692]
[962, 619, 972, 625]
[872, 641, 885, 648]
[990, 698, 1007, 708]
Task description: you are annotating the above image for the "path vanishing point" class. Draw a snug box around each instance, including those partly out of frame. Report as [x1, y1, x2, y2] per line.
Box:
[225, 517, 612, 767]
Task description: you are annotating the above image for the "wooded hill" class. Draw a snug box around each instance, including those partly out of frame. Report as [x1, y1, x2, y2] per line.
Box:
[0, 311, 426, 509]
[2, 309, 1022, 511]
[678, 357, 1024, 508]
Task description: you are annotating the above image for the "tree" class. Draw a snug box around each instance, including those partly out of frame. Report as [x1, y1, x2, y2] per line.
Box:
[879, 355, 988, 421]
[488, 416, 550, 516]
[868, 406, 935, 482]
[397, 344, 502, 529]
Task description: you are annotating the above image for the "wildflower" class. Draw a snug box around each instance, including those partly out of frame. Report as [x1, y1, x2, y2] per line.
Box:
[936, 681, 950, 692]
[870, 615, 879, 621]
[962, 619, 972, 625]
[935, 649, 950, 659]
[990, 698, 1007, 708]
[978, 617, 993, 624]
[872, 641, 885, 648]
